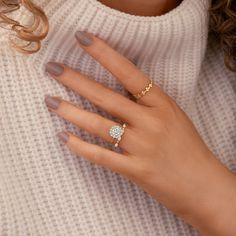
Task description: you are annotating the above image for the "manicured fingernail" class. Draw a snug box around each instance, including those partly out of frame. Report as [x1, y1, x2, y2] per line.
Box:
[57, 132, 69, 144]
[75, 31, 93, 46]
[45, 95, 62, 110]
[45, 62, 64, 76]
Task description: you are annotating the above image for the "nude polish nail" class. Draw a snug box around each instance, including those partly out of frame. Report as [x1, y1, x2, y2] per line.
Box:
[57, 132, 69, 144]
[45, 62, 64, 76]
[75, 31, 93, 46]
[45, 95, 62, 110]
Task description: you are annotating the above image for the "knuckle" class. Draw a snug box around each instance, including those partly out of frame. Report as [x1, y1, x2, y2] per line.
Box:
[88, 115, 103, 130]
[125, 67, 141, 81]
[90, 149, 104, 164]
[154, 117, 171, 135]
[91, 86, 113, 109]
[147, 98, 180, 134]
[93, 43, 108, 61]
[144, 110, 163, 132]
[143, 110, 170, 135]
[166, 98, 180, 118]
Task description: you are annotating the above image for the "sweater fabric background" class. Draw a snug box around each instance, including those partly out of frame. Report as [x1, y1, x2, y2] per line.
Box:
[0, 0, 236, 235]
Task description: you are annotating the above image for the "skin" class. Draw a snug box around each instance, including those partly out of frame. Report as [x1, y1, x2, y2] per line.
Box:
[98, 0, 183, 16]
[45, 33, 236, 236]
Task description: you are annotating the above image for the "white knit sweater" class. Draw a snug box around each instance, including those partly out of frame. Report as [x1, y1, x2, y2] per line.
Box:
[0, 0, 236, 235]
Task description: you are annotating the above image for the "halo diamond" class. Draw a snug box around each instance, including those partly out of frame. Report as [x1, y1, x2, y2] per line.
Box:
[109, 124, 126, 147]
[109, 125, 124, 139]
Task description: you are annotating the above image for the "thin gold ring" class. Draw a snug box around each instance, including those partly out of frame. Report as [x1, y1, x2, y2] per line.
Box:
[133, 79, 153, 100]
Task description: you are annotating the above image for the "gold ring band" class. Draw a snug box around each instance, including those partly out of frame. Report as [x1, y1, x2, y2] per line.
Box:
[133, 79, 153, 100]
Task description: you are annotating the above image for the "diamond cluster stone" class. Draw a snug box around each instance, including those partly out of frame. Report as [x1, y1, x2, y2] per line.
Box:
[109, 125, 124, 139]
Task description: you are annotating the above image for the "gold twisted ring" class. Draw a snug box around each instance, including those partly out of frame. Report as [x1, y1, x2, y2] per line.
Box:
[109, 123, 127, 147]
[133, 79, 153, 100]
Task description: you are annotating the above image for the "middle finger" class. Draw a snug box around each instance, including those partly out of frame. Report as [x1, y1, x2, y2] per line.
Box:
[45, 63, 142, 124]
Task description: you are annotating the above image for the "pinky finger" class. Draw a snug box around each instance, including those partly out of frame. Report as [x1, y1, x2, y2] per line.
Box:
[57, 131, 133, 175]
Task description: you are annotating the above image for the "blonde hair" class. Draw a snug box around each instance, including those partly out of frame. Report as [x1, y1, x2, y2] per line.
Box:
[0, 0, 49, 53]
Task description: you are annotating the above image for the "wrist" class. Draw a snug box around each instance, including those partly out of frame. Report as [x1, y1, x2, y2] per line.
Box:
[183, 153, 236, 235]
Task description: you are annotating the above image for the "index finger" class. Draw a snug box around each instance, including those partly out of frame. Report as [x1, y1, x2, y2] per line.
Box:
[75, 31, 168, 106]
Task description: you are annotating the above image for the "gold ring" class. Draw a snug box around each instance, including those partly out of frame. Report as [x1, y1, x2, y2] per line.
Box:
[109, 123, 126, 147]
[133, 79, 153, 100]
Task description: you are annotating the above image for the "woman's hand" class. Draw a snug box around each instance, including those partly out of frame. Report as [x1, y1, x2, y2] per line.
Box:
[45, 31, 236, 236]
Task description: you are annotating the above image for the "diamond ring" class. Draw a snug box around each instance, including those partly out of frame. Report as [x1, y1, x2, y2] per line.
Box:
[109, 123, 126, 147]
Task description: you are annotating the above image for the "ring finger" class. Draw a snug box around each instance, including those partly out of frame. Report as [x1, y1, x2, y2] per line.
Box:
[45, 95, 134, 151]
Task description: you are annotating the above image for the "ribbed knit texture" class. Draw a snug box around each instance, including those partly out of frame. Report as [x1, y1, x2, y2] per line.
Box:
[0, 0, 236, 235]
